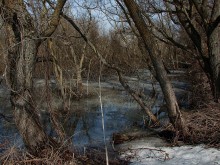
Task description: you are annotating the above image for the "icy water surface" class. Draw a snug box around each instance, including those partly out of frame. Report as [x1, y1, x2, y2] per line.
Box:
[0, 81, 146, 149]
[42, 86, 145, 148]
[0, 70, 190, 150]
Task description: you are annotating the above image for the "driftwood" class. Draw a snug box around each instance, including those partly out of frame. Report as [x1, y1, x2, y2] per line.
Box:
[112, 129, 158, 145]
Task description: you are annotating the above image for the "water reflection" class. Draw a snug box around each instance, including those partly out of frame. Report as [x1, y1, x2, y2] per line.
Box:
[0, 74, 190, 150]
[53, 88, 144, 148]
[31, 85, 144, 150]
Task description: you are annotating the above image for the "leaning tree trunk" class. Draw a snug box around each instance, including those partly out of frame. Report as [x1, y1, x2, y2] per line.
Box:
[58, 11, 159, 125]
[123, 0, 188, 136]
[1, 0, 66, 154]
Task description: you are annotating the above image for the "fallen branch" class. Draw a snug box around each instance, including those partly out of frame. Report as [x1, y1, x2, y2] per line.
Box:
[121, 147, 170, 161]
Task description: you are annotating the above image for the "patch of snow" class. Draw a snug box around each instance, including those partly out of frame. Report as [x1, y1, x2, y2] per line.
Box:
[119, 137, 220, 165]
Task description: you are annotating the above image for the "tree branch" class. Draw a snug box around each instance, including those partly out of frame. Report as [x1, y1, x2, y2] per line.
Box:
[41, 0, 67, 38]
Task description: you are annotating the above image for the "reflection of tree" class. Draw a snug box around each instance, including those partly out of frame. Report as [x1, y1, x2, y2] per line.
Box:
[61, 106, 98, 143]
[63, 111, 81, 138]
[82, 111, 92, 143]
[40, 113, 54, 137]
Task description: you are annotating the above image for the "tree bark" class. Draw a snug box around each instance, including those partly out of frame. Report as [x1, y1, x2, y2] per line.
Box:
[208, 0, 220, 102]
[70, 43, 86, 96]
[4, 10, 55, 153]
[1, 0, 66, 154]
[123, 0, 188, 136]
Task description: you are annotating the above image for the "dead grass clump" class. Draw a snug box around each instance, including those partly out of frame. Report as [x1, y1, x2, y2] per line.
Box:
[181, 61, 220, 147]
[0, 146, 78, 165]
[76, 147, 128, 165]
[185, 102, 220, 147]
[0, 143, 127, 165]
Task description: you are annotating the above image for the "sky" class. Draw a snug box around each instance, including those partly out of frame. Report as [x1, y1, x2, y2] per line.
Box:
[69, 0, 119, 33]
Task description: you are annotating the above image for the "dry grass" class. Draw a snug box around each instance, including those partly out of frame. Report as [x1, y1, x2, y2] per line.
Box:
[0, 144, 78, 165]
[184, 102, 220, 148]
[75, 147, 128, 165]
[182, 62, 220, 147]
[0, 142, 127, 165]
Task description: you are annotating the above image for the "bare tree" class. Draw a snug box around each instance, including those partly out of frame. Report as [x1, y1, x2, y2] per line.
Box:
[0, 0, 66, 154]
[52, 4, 160, 124]
[123, 0, 188, 137]
[172, 0, 220, 102]
[144, 0, 220, 102]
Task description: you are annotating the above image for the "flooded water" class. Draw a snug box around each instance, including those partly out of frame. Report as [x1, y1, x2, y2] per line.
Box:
[0, 70, 190, 151]
[0, 81, 146, 150]
[39, 86, 146, 148]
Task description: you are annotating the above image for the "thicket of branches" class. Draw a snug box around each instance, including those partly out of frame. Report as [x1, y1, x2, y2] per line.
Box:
[0, 0, 219, 164]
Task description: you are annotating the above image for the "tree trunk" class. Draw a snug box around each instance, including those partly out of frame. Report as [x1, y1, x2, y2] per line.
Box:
[60, 11, 159, 125]
[70, 43, 85, 96]
[172, 0, 220, 102]
[117, 71, 159, 124]
[123, 0, 188, 136]
[208, 1, 220, 102]
[209, 27, 220, 102]
[5, 21, 56, 154]
[1, 0, 66, 154]
[48, 39, 67, 106]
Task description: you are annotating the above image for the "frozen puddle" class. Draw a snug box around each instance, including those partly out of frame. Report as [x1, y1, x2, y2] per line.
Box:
[118, 137, 220, 165]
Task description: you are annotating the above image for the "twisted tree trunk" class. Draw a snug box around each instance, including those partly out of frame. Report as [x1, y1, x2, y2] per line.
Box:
[1, 0, 66, 154]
